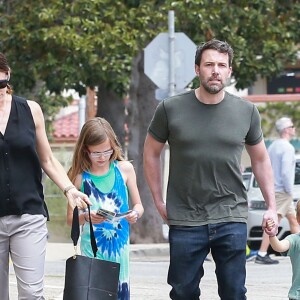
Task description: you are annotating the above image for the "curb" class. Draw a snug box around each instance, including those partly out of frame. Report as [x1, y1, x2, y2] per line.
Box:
[130, 243, 169, 258]
[46, 242, 170, 261]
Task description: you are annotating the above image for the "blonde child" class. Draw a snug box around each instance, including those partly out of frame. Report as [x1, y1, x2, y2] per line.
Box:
[266, 200, 300, 300]
[67, 117, 144, 299]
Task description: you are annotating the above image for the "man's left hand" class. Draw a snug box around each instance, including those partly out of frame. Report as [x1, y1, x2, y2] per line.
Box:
[262, 209, 278, 237]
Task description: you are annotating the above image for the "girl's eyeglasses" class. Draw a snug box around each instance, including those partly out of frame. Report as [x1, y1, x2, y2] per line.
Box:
[89, 149, 113, 159]
[0, 79, 9, 89]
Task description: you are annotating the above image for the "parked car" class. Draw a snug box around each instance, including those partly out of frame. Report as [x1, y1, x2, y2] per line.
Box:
[245, 154, 300, 250]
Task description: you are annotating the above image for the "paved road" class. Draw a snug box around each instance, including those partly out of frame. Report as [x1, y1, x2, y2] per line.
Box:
[9, 243, 292, 300]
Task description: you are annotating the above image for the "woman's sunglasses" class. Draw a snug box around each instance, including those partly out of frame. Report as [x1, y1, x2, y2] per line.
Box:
[0, 79, 9, 89]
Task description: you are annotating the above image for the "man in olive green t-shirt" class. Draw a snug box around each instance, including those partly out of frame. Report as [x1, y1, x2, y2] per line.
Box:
[143, 39, 278, 300]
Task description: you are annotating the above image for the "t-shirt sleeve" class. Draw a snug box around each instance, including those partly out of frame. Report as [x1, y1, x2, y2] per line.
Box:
[148, 101, 168, 143]
[279, 235, 292, 257]
[245, 105, 263, 145]
[286, 234, 298, 257]
[279, 234, 300, 257]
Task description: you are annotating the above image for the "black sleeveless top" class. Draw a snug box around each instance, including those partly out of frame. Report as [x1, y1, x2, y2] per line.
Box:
[0, 95, 48, 218]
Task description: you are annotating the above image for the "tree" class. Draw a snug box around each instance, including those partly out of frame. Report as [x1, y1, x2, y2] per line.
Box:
[0, 0, 164, 139]
[0, 0, 299, 242]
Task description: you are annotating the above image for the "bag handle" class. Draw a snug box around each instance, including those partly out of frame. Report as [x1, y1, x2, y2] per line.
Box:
[71, 206, 98, 258]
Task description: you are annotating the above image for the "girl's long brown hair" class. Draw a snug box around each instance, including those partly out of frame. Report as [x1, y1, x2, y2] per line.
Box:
[68, 117, 124, 183]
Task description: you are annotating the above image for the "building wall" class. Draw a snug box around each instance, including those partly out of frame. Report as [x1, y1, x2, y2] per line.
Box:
[251, 75, 267, 94]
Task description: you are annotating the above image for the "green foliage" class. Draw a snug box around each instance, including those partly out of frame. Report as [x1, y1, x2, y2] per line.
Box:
[24, 81, 71, 138]
[1, 0, 299, 95]
[164, 0, 300, 90]
[0, 0, 299, 132]
[0, 0, 166, 97]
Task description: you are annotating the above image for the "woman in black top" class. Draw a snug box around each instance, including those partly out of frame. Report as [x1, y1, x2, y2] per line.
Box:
[0, 52, 91, 299]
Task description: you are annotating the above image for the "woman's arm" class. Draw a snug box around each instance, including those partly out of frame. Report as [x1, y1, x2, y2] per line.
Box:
[28, 100, 90, 208]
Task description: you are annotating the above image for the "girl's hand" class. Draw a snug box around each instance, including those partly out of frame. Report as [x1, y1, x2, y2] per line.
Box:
[84, 210, 107, 224]
[126, 210, 139, 224]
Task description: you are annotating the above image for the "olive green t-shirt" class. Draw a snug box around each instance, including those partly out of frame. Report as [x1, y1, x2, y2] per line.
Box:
[148, 90, 263, 226]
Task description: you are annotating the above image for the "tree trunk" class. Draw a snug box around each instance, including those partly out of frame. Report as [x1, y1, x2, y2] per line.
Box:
[86, 87, 97, 120]
[127, 51, 165, 243]
[96, 83, 125, 146]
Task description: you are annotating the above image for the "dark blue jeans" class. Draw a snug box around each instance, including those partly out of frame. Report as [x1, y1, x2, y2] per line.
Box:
[168, 222, 247, 300]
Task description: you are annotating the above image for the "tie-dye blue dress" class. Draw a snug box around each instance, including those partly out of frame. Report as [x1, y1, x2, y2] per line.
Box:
[80, 161, 130, 300]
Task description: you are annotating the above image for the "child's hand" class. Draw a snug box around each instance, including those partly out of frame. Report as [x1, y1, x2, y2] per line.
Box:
[89, 210, 107, 224]
[126, 210, 139, 224]
[266, 218, 275, 233]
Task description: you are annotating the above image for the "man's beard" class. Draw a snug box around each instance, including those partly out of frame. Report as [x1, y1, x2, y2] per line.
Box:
[200, 77, 230, 94]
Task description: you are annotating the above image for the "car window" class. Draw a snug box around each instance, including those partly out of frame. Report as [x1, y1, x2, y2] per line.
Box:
[252, 178, 259, 188]
[295, 161, 300, 185]
[244, 159, 300, 188]
[242, 174, 251, 190]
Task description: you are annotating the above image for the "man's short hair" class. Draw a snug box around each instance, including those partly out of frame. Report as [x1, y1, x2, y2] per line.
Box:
[275, 117, 293, 133]
[195, 39, 234, 67]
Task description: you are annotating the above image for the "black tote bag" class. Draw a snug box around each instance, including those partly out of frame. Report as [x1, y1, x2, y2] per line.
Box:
[63, 206, 120, 300]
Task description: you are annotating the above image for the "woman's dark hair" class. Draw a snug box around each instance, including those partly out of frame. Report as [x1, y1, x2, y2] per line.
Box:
[0, 52, 12, 94]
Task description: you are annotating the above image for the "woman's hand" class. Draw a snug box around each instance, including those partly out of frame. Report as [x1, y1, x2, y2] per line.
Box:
[65, 187, 92, 209]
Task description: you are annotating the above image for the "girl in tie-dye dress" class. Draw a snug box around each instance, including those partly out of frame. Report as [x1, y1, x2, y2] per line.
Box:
[67, 117, 144, 300]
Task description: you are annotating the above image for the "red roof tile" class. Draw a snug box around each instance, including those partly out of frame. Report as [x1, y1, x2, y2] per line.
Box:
[52, 111, 79, 143]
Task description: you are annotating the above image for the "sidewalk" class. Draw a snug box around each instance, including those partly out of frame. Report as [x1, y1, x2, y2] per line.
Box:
[45, 242, 170, 261]
[10, 243, 292, 300]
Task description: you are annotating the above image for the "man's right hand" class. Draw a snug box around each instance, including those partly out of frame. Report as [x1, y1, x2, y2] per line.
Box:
[156, 201, 168, 224]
